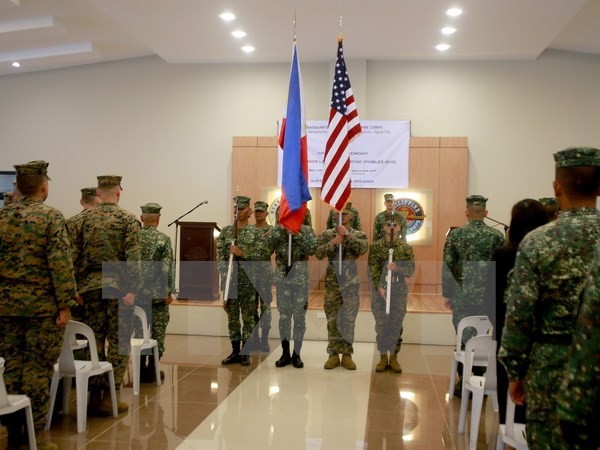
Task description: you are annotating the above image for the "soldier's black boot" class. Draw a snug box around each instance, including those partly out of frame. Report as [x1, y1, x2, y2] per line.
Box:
[292, 340, 304, 368]
[260, 329, 270, 352]
[275, 340, 291, 367]
[239, 341, 252, 366]
[222, 340, 241, 365]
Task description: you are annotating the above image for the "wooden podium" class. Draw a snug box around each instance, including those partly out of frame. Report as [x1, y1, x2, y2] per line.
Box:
[178, 221, 220, 300]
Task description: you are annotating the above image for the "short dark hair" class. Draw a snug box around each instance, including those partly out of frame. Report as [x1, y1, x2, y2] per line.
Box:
[507, 199, 549, 247]
[16, 174, 46, 196]
[556, 166, 600, 197]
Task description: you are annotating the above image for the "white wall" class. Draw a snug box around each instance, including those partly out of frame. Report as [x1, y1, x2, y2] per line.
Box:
[1, 49, 599, 249]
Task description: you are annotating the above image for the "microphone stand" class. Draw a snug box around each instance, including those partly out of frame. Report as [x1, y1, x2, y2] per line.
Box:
[168, 201, 208, 295]
[486, 216, 509, 236]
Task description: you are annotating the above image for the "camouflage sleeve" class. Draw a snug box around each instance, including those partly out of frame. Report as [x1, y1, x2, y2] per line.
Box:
[395, 243, 415, 278]
[345, 230, 368, 257]
[498, 244, 538, 380]
[372, 213, 383, 241]
[442, 235, 457, 298]
[163, 235, 175, 294]
[125, 217, 142, 294]
[297, 226, 317, 257]
[47, 211, 78, 309]
[66, 215, 82, 274]
[368, 241, 384, 288]
[314, 230, 335, 260]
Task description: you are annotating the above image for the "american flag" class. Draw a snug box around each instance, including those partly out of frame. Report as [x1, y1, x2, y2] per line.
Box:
[320, 38, 362, 211]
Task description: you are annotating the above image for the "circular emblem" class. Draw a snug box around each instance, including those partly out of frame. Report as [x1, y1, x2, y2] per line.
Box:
[394, 198, 426, 234]
[268, 197, 281, 226]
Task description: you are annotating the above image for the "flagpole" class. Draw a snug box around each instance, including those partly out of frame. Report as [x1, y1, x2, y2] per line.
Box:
[338, 211, 343, 274]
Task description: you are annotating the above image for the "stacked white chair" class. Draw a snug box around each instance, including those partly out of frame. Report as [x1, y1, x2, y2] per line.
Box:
[496, 392, 528, 450]
[45, 320, 118, 433]
[458, 334, 499, 450]
[131, 306, 161, 396]
[448, 315, 493, 399]
[0, 357, 37, 450]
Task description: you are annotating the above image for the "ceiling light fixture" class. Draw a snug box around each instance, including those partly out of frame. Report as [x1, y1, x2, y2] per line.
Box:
[11, 61, 20, 68]
[231, 30, 246, 38]
[446, 8, 463, 17]
[241, 45, 255, 53]
[436, 43, 450, 51]
[219, 12, 235, 21]
[441, 27, 456, 35]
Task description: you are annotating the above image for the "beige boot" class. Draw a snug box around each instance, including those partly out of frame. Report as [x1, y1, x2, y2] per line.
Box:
[324, 354, 340, 370]
[375, 353, 388, 372]
[389, 353, 402, 373]
[341, 353, 356, 370]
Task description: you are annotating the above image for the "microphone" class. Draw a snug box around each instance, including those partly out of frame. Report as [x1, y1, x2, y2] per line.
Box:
[486, 216, 509, 233]
[198, 200, 208, 206]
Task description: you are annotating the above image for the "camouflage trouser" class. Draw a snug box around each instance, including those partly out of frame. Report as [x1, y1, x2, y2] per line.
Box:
[0, 316, 63, 429]
[451, 296, 485, 347]
[524, 343, 570, 450]
[276, 282, 309, 342]
[134, 299, 170, 359]
[82, 289, 134, 390]
[224, 271, 257, 342]
[324, 282, 360, 355]
[255, 276, 272, 335]
[371, 290, 407, 354]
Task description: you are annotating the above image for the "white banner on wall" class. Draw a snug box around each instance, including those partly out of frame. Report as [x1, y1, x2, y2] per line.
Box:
[278, 120, 410, 189]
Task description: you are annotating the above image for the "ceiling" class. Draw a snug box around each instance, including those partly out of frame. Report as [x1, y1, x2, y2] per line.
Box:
[1, 0, 599, 77]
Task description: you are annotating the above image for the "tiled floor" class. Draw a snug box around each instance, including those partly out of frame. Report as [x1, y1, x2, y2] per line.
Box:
[1, 335, 501, 449]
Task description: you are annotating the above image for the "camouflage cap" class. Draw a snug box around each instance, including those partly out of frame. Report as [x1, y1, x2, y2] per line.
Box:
[81, 187, 98, 197]
[384, 193, 394, 201]
[466, 195, 488, 206]
[233, 195, 250, 208]
[554, 147, 600, 168]
[341, 204, 354, 214]
[538, 197, 558, 207]
[140, 202, 162, 214]
[14, 160, 51, 180]
[97, 175, 122, 189]
[253, 201, 269, 212]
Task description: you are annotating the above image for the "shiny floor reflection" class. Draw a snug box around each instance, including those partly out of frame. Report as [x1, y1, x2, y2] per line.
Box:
[0, 335, 501, 449]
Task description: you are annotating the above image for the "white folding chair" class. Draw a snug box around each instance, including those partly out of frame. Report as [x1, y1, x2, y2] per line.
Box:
[458, 334, 499, 450]
[448, 315, 493, 399]
[0, 357, 37, 450]
[497, 392, 528, 450]
[45, 321, 118, 433]
[131, 306, 161, 396]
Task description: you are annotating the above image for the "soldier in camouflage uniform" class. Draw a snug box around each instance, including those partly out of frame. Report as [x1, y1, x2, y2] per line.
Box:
[217, 196, 260, 366]
[315, 205, 368, 370]
[137, 203, 175, 383]
[368, 211, 415, 373]
[249, 200, 274, 352]
[442, 195, 504, 344]
[499, 147, 600, 450]
[556, 246, 600, 449]
[538, 197, 559, 221]
[372, 193, 408, 242]
[2, 191, 14, 207]
[0, 161, 77, 445]
[270, 218, 316, 369]
[326, 201, 362, 230]
[70, 174, 141, 416]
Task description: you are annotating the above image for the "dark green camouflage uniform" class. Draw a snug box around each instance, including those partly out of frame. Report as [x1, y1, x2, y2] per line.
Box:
[71, 202, 141, 389]
[499, 207, 600, 450]
[442, 220, 504, 344]
[315, 227, 368, 355]
[253, 224, 274, 338]
[368, 236, 415, 354]
[217, 224, 260, 342]
[65, 209, 89, 321]
[138, 225, 174, 359]
[556, 247, 600, 449]
[373, 210, 408, 242]
[0, 197, 77, 429]
[270, 225, 316, 343]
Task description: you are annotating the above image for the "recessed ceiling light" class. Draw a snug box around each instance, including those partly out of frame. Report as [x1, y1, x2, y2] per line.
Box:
[241, 45, 255, 53]
[231, 30, 246, 38]
[220, 12, 235, 21]
[436, 44, 450, 51]
[11, 61, 20, 68]
[441, 27, 456, 35]
[446, 8, 463, 17]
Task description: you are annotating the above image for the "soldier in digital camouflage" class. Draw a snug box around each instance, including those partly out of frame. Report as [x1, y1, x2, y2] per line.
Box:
[0, 160, 77, 447]
[137, 202, 175, 383]
[70, 174, 141, 416]
[315, 204, 368, 370]
[368, 211, 415, 373]
[270, 212, 316, 369]
[499, 146, 600, 450]
[326, 201, 362, 230]
[372, 193, 408, 242]
[557, 246, 600, 449]
[217, 195, 260, 366]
